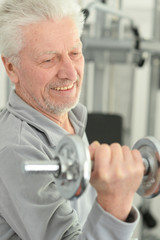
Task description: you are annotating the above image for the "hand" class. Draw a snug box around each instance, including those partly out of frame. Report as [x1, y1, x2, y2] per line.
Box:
[89, 141, 144, 221]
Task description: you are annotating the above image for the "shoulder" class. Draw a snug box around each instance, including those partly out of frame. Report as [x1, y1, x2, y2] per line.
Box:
[0, 108, 46, 152]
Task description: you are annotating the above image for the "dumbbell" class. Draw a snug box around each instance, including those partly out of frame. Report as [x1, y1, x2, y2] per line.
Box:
[24, 135, 91, 200]
[24, 135, 160, 200]
[132, 136, 160, 198]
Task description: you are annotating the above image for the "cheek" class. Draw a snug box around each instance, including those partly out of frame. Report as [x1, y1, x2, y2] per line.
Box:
[20, 65, 50, 88]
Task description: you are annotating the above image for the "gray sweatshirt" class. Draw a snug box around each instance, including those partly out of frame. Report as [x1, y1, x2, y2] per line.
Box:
[0, 90, 139, 240]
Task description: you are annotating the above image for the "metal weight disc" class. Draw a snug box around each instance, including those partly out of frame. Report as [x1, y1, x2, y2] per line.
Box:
[54, 135, 91, 200]
[132, 136, 160, 198]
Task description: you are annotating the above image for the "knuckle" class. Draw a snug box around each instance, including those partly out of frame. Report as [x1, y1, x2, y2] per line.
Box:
[122, 145, 130, 151]
[101, 143, 109, 148]
[122, 145, 131, 156]
[110, 142, 121, 148]
[98, 143, 110, 155]
[132, 149, 142, 158]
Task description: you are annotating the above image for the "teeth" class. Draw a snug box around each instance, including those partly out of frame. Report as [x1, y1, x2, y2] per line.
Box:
[55, 84, 73, 91]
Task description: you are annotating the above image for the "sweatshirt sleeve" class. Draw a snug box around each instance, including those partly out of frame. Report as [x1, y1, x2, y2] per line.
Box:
[81, 200, 139, 240]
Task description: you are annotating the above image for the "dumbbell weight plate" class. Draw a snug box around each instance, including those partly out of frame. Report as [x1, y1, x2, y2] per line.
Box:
[132, 136, 160, 198]
[54, 135, 91, 200]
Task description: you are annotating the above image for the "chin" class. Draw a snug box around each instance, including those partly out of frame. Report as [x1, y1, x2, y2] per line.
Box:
[44, 100, 79, 114]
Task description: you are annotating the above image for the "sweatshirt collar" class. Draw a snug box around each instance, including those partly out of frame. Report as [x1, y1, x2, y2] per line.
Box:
[7, 90, 87, 147]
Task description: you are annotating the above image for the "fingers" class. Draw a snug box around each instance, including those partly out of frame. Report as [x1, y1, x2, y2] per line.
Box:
[94, 144, 111, 174]
[110, 143, 124, 163]
[89, 141, 100, 160]
[109, 144, 144, 183]
[88, 141, 144, 221]
[89, 141, 144, 197]
[89, 141, 144, 184]
[130, 148, 145, 183]
[132, 148, 143, 163]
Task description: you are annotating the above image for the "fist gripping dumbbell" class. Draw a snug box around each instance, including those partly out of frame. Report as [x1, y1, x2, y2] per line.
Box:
[24, 135, 160, 200]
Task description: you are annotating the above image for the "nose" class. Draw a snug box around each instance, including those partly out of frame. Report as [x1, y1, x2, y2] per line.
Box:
[57, 55, 77, 81]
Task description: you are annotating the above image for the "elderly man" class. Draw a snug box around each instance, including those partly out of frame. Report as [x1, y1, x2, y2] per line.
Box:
[0, 0, 144, 239]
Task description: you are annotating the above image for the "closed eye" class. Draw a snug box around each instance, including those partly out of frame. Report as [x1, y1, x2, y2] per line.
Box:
[40, 56, 60, 68]
[70, 52, 82, 60]
[72, 52, 79, 55]
[45, 59, 52, 62]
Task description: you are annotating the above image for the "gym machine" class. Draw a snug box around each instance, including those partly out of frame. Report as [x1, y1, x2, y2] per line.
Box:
[81, 3, 160, 237]
[24, 134, 160, 200]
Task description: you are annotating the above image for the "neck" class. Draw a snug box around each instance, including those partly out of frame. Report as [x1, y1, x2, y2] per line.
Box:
[42, 111, 75, 134]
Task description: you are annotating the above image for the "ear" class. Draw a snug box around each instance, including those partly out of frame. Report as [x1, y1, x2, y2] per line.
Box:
[1, 56, 19, 84]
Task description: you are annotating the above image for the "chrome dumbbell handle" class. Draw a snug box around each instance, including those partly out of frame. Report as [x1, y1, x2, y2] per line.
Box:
[24, 158, 60, 172]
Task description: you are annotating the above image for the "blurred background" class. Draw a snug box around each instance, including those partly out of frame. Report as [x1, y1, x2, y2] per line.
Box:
[0, 0, 160, 239]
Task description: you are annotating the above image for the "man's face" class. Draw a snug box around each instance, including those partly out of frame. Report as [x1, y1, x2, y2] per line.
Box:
[14, 17, 84, 115]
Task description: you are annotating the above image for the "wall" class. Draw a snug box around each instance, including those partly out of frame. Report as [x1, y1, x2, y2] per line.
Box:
[122, 0, 154, 145]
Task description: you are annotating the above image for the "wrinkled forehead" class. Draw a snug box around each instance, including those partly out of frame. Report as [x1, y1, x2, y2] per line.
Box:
[20, 17, 81, 54]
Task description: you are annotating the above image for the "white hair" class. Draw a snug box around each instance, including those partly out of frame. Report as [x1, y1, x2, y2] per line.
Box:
[0, 0, 84, 64]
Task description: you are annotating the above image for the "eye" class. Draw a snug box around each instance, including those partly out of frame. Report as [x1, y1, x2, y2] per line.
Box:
[70, 51, 82, 60]
[44, 59, 52, 62]
[40, 56, 59, 68]
[72, 52, 79, 55]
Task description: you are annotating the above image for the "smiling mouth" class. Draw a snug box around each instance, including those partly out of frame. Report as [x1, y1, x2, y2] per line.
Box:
[54, 83, 74, 91]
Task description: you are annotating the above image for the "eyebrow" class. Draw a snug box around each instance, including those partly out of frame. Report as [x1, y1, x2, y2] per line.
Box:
[38, 50, 57, 56]
[37, 41, 82, 58]
[71, 42, 82, 50]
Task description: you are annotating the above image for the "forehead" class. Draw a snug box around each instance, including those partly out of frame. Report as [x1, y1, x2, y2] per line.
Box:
[21, 17, 81, 55]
